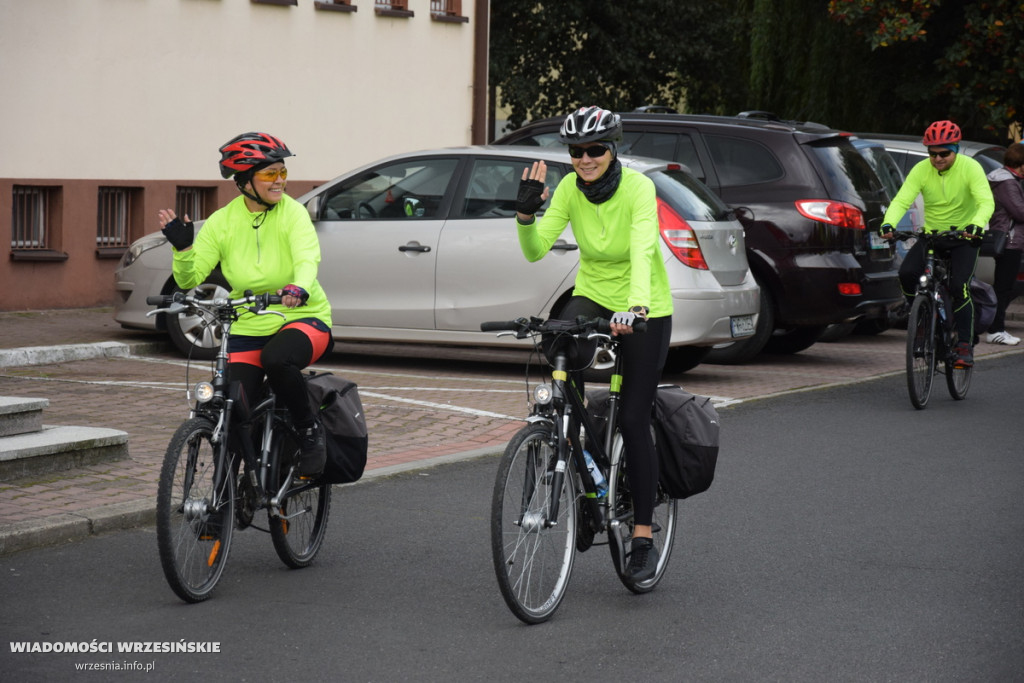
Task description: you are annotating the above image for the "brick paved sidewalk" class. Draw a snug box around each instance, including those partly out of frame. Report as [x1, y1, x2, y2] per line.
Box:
[1, 305, 1022, 554]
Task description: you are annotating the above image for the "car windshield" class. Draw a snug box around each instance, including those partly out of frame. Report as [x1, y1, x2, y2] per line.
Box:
[649, 168, 731, 222]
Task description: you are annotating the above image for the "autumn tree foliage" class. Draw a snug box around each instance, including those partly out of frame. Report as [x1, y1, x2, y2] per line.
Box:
[828, 0, 1023, 141]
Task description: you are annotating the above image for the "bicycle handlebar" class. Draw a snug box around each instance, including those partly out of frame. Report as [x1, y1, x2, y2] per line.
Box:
[885, 229, 980, 249]
[479, 316, 647, 337]
[145, 290, 284, 317]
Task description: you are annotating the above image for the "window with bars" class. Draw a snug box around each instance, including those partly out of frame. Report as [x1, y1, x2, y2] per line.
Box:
[375, 0, 412, 17]
[97, 187, 134, 249]
[12, 186, 53, 250]
[175, 186, 215, 222]
[314, 0, 357, 11]
[430, 0, 467, 22]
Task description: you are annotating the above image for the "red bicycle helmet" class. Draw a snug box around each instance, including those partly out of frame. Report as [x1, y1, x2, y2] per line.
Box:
[922, 120, 962, 146]
[218, 132, 293, 179]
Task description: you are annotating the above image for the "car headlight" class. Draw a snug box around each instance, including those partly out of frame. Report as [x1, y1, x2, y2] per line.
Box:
[120, 234, 168, 268]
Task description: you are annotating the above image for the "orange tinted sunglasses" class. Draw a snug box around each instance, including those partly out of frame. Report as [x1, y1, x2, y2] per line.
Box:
[253, 167, 288, 181]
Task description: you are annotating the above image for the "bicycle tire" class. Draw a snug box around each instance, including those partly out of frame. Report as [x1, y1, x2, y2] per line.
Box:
[269, 430, 332, 569]
[491, 422, 577, 624]
[156, 416, 236, 603]
[606, 429, 678, 593]
[906, 296, 936, 410]
[944, 347, 973, 400]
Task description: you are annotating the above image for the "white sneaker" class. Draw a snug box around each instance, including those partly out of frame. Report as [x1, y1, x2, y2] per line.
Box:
[986, 331, 1021, 345]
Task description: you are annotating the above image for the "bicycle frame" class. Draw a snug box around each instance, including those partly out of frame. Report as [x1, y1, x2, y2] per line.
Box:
[532, 334, 622, 534]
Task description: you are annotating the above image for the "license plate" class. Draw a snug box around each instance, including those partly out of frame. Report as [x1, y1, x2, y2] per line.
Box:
[868, 232, 889, 250]
[731, 315, 756, 338]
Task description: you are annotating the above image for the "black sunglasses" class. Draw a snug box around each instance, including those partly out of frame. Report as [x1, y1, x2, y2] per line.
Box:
[568, 144, 611, 159]
[928, 150, 953, 159]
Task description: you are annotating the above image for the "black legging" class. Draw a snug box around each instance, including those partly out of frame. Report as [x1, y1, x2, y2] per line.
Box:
[899, 240, 979, 344]
[560, 296, 671, 526]
[990, 248, 1022, 333]
[228, 327, 318, 427]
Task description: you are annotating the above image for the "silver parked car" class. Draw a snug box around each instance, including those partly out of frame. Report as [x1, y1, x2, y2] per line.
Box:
[114, 146, 759, 373]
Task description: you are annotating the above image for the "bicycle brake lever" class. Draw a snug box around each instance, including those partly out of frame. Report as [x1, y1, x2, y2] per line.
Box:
[145, 302, 189, 318]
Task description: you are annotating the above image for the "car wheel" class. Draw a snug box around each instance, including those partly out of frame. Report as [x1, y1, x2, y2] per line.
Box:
[166, 278, 231, 360]
[663, 346, 711, 374]
[763, 325, 827, 354]
[705, 277, 774, 365]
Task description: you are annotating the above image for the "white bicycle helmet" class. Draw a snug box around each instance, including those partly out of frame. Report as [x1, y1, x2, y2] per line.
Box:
[558, 106, 623, 145]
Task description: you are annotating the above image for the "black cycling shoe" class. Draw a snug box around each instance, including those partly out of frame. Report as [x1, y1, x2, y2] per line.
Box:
[625, 537, 659, 582]
[297, 420, 327, 477]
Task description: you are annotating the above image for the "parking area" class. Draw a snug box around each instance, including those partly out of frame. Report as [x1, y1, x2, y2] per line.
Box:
[1, 305, 1023, 551]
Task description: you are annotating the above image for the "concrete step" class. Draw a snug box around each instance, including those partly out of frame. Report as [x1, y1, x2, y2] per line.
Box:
[0, 397, 48, 437]
[0, 425, 129, 481]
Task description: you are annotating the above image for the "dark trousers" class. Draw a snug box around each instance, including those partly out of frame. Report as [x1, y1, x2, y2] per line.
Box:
[229, 327, 321, 428]
[991, 248, 1022, 332]
[560, 296, 671, 527]
[899, 240, 980, 344]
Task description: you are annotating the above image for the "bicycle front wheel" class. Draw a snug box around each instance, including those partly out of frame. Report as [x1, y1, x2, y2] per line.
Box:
[606, 429, 678, 593]
[156, 416, 236, 603]
[491, 422, 577, 624]
[269, 431, 332, 569]
[906, 296, 936, 410]
[944, 345, 973, 400]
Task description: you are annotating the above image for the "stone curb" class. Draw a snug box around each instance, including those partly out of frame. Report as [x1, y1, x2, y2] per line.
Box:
[0, 340, 171, 369]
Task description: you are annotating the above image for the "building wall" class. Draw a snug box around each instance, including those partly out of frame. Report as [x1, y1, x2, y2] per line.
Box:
[0, 0, 481, 310]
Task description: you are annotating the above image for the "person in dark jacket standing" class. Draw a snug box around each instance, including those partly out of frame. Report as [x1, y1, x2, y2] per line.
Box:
[985, 142, 1024, 345]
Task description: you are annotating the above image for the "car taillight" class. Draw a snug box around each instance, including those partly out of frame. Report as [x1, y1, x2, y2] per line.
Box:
[658, 198, 708, 270]
[795, 200, 866, 230]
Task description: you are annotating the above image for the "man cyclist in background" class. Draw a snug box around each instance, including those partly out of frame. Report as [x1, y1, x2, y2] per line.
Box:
[879, 120, 994, 367]
[157, 132, 333, 479]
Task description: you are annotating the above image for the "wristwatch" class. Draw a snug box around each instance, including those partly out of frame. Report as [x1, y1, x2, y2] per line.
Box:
[628, 305, 649, 319]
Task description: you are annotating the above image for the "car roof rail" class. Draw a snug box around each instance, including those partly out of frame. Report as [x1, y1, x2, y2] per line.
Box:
[634, 105, 678, 114]
[736, 110, 781, 121]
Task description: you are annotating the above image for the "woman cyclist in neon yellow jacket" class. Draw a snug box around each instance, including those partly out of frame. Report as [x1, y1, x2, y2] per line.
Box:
[515, 106, 672, 582]
[157, 132, 332, 477]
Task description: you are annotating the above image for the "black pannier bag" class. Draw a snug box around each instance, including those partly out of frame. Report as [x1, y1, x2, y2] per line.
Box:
[652, 385, 719, 499]
[585, 384, 720, 499]
[970, 277, 997, 334]
[305, 371, 368, 484]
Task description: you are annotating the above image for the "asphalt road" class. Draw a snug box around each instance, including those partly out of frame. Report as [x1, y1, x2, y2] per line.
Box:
[2, 355, 1022, 682]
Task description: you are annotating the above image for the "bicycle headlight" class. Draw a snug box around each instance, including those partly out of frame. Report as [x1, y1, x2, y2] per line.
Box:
[534, 383, 553, 405]
[919, 274, 928, 288]
[194, 381, 214, 404]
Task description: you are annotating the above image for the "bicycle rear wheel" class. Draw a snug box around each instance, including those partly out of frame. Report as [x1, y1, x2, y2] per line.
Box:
[606, 429, 678, 593]
[491, 422, 577, 624]
[906, 296, 936, 410]
[269, 431, 332, 569]
[156, 416, 235, 603]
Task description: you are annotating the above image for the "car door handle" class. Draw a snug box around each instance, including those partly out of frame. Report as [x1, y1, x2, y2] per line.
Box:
[398, 244, 432, 253]
[550, 243, 578, 252]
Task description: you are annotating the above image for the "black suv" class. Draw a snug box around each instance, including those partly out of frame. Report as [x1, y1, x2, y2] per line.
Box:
[495, 111, 903, 362]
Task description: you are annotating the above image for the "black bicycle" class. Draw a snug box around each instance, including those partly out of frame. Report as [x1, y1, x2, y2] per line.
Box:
[148, 291, 331, 603]
[481, 316, 678, 624]
[889, 230, 976, 409]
